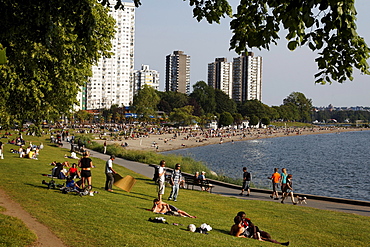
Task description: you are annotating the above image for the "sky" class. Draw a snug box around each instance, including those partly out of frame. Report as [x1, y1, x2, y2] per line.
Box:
[133, 0, 370, 107]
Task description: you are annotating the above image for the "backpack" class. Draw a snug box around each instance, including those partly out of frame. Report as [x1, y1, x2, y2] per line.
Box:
[153, 165, 160, 182]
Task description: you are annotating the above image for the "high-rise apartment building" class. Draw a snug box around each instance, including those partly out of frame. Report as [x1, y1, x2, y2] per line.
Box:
[207, 58, 233, 98]
[133, 64, 160, 94]
[232, 52, 262, 102]
[86, 3, 135, 109]
[165, 50, 190, 94]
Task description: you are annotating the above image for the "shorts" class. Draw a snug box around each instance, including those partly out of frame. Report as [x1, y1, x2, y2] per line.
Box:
[272, 182, 279, 192]
[242, 181, 250, 190]
[158, 181, 165, 195]
[281, 184, 287, 193]
[81, 170, 91, 178]
[169, 204, 178, 212]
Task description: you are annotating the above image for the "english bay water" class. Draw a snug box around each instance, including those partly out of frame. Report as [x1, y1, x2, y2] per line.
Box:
[164, 130, 370, 202]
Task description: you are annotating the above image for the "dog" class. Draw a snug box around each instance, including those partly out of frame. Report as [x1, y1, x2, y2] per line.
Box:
[296, 196, 307, 204]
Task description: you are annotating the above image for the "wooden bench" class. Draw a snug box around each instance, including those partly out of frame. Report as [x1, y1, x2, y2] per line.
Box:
[184, 177, 214, 193]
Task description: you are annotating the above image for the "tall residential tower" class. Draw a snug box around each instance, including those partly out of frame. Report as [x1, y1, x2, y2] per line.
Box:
[207, 58, 233, 98]
[86, 3, 135, 109]
[232, 52, 262, 102]
[165, 50, 190, 94]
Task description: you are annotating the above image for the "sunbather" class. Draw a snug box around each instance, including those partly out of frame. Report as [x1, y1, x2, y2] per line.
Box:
[230, 212, 289, 246]
[151, 199, 196, 218]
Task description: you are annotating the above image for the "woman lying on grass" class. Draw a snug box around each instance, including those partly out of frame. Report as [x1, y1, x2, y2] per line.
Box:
[151, 199, 197, 218]
[230, 212, 289, 246]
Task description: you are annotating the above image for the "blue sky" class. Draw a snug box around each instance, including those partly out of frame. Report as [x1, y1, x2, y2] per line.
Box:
[133, 0, 370, 107]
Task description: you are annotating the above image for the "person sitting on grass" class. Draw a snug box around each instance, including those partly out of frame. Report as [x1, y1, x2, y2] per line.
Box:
[230, 212, 289, 246]
[151, 199, 196, 218]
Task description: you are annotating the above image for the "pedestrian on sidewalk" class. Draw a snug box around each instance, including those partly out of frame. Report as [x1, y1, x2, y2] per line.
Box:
[281, 174, 297, 205]
[105, 155, 117, 192]
[103, 141, 107, 154]
[280, 168, 288, 199]
[268, 168, 280, 200]
[168, 163, 183, 202]
[240, 167, 251, 196]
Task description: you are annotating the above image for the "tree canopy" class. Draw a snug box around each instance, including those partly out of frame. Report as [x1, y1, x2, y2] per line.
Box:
[0, 0, 115, 127]
[129, 0, 369, 84]
[132, 85, 160, 120]
[283, 92, 313, 122]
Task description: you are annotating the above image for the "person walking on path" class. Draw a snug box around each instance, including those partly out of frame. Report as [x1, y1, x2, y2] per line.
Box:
[168, 163, 183, 202]
[240, 167, 251, 196]
[105, 155, 117, 192]
[268, 168, 281, 200]
[280, 168, 288, 199]
[103, 141, 107, 154]
[281, 174, 297, 205]
[157, 160, 166, 201]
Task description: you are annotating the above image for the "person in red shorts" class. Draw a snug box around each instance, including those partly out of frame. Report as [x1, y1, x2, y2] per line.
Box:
[268, 168, 281, 200]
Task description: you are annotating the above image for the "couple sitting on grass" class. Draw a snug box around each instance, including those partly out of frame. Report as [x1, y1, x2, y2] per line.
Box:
[230, 211, 290, 246]
[151, 199, 196, 218]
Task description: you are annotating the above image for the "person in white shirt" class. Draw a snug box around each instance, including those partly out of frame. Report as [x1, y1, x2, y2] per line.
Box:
[105, 155, 117, 192]
[157, 160, 166, 201]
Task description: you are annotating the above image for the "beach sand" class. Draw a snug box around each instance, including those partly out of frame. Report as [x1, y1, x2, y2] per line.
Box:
[96, 127, 364, 152]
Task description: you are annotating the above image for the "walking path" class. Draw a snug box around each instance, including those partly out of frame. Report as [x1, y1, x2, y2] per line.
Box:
[87, 148, 370, 217]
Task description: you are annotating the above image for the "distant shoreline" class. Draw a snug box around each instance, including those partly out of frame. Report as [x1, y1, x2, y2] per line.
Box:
[98, 127, 365, 152]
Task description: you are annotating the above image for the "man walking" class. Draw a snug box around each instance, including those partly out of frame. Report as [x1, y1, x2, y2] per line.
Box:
[105, 155, 116, 192]
[268, 168, 281, 200]
[157, 160, 166, 201]
[168, 163, 183, 202]
[239, 167, 251, 196]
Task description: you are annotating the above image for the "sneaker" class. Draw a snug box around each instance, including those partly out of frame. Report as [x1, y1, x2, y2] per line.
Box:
[281, 201, 284, 204]
[174, 199, 177, 202]
[239, 193, 243, 196]
[245, 194, 250, 197]
[168, 198, 172, 201]
[293, 203, 297, 205]
[89, 192, 94, 196]
[282, 241, 290, 246]
[270, 195, 273, 198]
[274, 198, 279, 200]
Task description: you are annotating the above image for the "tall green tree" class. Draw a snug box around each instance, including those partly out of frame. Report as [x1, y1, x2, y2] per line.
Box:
[283, 92, 313, 122]
[75, 110, 93, 125]
[219, 112, 234, 127]
[239, 99, 272, 120]
[157, 91, 189, 114]
[132, 85, 160, 120]
[215, 89, 237, 114]
[170, 105, 199, 127]
[190, 81, 216, 114]
[249, 115, 259, 127]
[128, 0, 370, 84]
[0, 0, 115, 128]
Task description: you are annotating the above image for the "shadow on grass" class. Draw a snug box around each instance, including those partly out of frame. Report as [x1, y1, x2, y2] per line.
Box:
[212, 228, 230, 235]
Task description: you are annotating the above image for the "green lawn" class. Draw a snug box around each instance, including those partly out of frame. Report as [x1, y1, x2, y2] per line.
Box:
[0, 134, 369, 246]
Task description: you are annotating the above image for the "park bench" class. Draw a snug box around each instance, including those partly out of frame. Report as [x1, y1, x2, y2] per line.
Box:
[184, 176, 214, 193]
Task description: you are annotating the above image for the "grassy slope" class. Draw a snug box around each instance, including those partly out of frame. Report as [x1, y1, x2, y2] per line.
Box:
[0, 135, 369, 247]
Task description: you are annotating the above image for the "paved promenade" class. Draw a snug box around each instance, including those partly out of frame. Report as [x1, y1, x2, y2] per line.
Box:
[85, 147, 370, 217]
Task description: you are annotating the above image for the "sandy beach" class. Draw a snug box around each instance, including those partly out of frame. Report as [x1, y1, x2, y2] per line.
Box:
[96, 127, 364, 152]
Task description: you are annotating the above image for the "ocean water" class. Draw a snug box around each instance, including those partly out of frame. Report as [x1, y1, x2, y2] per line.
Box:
[163, 130, 370, 202]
